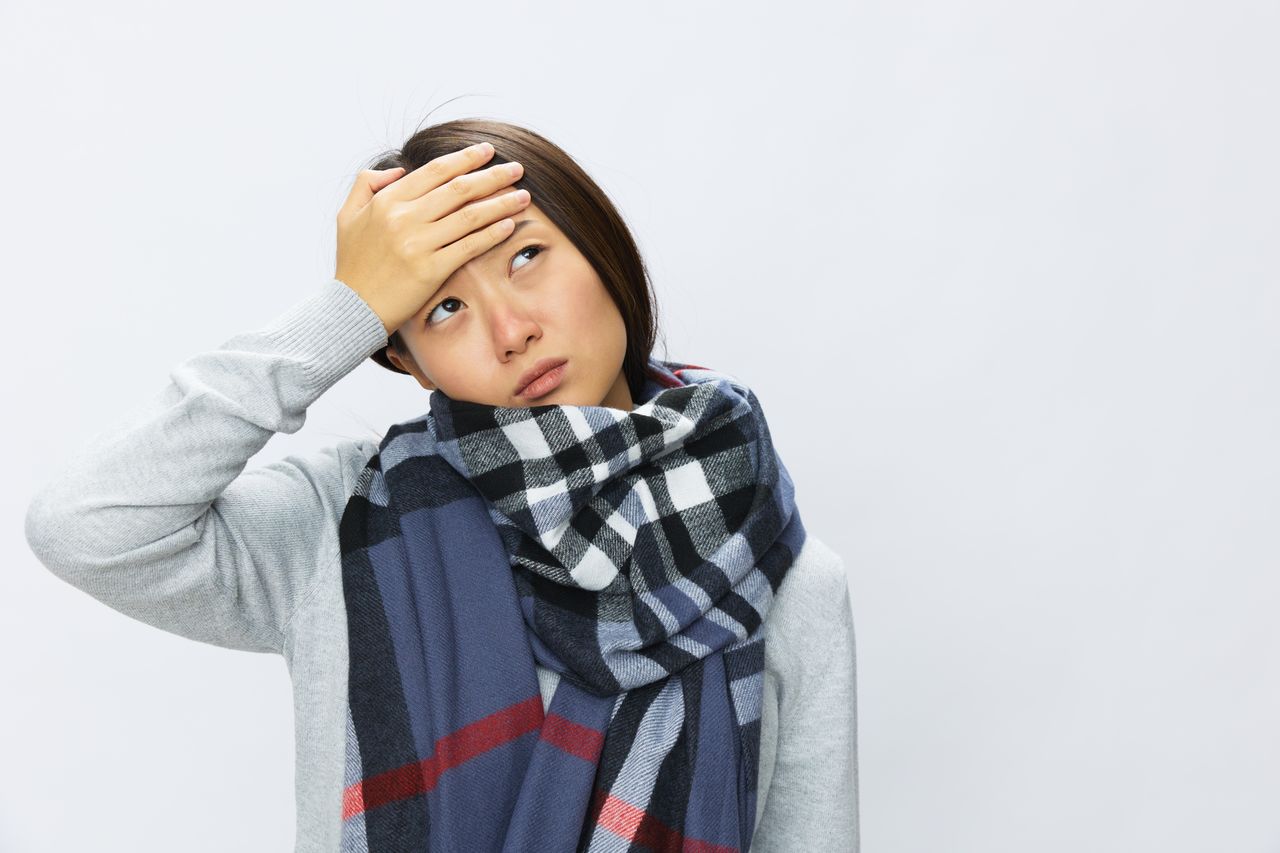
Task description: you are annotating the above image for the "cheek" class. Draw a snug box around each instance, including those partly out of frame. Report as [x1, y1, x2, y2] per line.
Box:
[572, 276, 621, 327]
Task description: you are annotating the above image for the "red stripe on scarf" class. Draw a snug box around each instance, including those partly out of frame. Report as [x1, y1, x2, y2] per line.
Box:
[539, 710, 606, 763]
[342, 696, 612, 820]
[589, 788, 741, 853]
[343, 694, 544, 819]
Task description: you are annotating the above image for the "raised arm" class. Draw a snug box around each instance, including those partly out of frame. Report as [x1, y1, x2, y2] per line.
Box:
[23, 279, 388, 653]
[25, 142, 544, 654]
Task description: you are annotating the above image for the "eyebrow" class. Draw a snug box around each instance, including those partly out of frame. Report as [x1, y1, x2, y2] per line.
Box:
[478, 219, 538, 264]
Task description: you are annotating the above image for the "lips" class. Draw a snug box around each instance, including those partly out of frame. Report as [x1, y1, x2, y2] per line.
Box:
[514, 357, 568, 398]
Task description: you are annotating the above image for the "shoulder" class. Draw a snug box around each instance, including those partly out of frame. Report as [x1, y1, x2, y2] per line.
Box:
[336, 436, 381, 491]
[771, 532, 852, 624]
[762, 532, 854, 684]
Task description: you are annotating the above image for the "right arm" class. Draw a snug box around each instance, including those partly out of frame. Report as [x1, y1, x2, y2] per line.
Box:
[23, 279, 388, 653]
[25, 142, 535, 652]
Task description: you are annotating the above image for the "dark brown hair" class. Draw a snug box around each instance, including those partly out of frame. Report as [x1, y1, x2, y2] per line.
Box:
[363, 117, 663, 404]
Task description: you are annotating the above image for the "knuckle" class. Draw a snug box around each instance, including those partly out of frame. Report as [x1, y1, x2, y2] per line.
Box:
[447, 174, 472, 196]
[459, 203, 483, 228]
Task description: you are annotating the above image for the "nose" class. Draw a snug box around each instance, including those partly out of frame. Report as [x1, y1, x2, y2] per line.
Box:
[487, 289, 541, 359]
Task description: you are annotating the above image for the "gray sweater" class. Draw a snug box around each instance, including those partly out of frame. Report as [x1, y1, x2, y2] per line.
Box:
[23, 278, 859, 852]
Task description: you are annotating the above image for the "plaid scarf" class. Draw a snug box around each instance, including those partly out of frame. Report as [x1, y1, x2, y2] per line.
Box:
[338, 356, 807, 852]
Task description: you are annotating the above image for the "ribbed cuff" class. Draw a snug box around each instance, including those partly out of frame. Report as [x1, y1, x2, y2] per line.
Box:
[258, 278, 390, 392]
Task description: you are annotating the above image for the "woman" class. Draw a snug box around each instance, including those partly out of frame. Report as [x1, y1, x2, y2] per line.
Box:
[24, 118, 859, 852]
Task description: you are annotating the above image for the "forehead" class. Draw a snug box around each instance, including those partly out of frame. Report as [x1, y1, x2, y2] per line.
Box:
[418, 204, 556, 308]
[473, 203, 553, 262]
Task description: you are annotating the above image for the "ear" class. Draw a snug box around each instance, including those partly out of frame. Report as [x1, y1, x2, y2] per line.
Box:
[385, 347, 408, 372]
[385, 347, 437, 392]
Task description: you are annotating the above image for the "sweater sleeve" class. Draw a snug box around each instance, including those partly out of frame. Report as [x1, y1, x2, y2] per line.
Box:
[23, 278, 390, 654]
[752, 558, 860, 852]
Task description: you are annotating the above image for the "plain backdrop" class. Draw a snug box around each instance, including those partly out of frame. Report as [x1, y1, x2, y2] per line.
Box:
[4, 0, 1278, 850]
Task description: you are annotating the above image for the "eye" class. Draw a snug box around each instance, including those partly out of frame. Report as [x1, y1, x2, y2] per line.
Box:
[511, 243, 543, 272]
[426, 296, 463, 326]
[424, 243, 545, 327]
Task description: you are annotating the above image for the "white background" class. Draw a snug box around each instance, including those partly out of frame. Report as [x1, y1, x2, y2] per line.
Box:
[4, 0, 1278, 850]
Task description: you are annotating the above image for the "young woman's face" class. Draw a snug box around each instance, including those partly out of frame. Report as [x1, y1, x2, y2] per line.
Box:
[386, 202, 635, 411]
